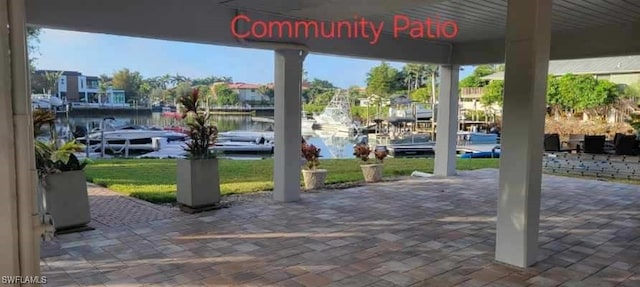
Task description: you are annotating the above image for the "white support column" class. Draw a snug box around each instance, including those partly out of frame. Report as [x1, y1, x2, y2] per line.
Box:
[0, 0, 41, 281]
[434, 65, 459, 176]
[273, 49, 305, 202]
[495, 0, 552, 268]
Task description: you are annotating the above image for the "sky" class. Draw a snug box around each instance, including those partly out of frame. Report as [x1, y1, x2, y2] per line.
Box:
[35, 29, 473, 88]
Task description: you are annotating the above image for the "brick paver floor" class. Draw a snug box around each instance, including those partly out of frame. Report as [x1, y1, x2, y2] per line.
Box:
[86, 183, 185, 228]
[41, 169, 640, 286]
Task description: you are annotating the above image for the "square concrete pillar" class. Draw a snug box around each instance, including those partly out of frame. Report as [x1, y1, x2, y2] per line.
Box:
[434, 65, 459, 176]
[495, 0, 552, 268]
[0, 0, 41, 280]
[273, 49, 305, 202]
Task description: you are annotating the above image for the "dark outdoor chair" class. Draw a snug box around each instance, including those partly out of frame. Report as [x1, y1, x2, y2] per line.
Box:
[583, 135, 606, 154]
[615, 135, 639, 156]
[613, 133, 624, 146]
[544, 133, 571, 152]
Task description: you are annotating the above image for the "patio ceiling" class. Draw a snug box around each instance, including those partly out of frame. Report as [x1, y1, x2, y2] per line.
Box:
[223, 0, 640, 43]
[25, 0, 640, 64]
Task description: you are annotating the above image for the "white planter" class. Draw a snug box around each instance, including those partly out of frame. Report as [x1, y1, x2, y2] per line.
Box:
[44, 170, 91, 230]
[301, 169, 327, 190]
[176, 158, 221, 209]
[360, 164, 384, 183]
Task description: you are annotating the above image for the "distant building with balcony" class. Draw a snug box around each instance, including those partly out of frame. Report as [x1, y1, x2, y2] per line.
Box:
[32, 70, 126, 105]
[212, 81, 311, 104]
[459, 87, 502, 117]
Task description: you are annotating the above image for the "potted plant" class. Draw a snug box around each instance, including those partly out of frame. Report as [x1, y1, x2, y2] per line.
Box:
[353, 144, 388, 183]
[301, 143, 327, 190]
[33, 109, 91, 231]
[176, 88, 221, 213]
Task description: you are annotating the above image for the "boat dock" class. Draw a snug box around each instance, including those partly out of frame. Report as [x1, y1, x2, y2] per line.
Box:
[383, 142, 501, 159]
[251, 116, 275, 123]
[457, 144, 501, 153]
[457, 144, 501, 158]
[135, 140, 274, 159]
[387, 144, 435, 158]
[136, 141, 186, 159]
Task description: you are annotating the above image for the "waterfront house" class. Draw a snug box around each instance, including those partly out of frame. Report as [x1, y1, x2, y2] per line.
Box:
[32, 70, 127, 105]
[227, 82, 269, 103]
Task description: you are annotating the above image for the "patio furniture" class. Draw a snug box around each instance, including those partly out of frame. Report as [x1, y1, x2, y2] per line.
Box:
[613, 133, 624, 146]
[544, 133, 571, 152]
[562, 134, 584, 152]
[614, 135, 639, 156]
[582, 135, 606, 154]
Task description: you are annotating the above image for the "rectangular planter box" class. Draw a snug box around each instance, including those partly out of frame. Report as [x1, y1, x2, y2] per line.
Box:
[176, 158, 221, 208]
[44, 170, 91, 230]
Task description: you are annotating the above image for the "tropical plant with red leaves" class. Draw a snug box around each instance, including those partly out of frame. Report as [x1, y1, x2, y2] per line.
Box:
[301, 143, 321, 170]
[353, 143, 372, 162]
[374, 148, 388, 164]
[178, 88, 218, 159]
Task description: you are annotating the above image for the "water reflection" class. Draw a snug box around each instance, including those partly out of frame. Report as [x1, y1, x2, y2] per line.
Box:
[58, 113, 359, 159]
[60, 113, 272, 132]
[305, 130, 359, 159]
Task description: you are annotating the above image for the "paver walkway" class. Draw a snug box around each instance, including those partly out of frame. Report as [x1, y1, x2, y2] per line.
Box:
[41, 169, 640, 286]
[86, 183, 184, 229]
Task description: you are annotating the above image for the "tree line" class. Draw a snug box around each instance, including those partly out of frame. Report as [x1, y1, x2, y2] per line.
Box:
[97, 71, 240, 106]
[29, 67, 253, 106]
[471, 67, 640, 121]
[304, 62, 442, 108]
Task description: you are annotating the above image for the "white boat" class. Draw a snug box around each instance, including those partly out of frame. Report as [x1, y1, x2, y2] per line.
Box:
[364, 133, 435, 158]
[389, 104, 433, 120]
[313, 90, 358, 132]
[302, 111, 317, 130]
[137, 140, 274, 158]
[76, 123, 187, 152]
[390, 133, 433, 146]
[416, 105, 434, 119]
[32, 94, 64, 110]
[212, 141, 274, 154]
[137, 141, 187, 159]
[217, 130, 274, 142]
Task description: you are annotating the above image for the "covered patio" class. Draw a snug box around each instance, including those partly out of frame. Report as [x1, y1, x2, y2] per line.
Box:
[41, 170, 639, 286]
[2, 0, 640, 284]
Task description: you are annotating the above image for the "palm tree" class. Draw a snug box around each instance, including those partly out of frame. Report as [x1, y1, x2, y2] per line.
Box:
[257, 85, 274, 103]
[424, 65, 439, 105]
[157, 74, 174, 89]
[422, 65, 439, 135]
[172, 74, 190, 86]
[99, 74, 112, 85]
[44, 71, 63, 97]
[403, 63, 426, 92]
[97, 80, 110, 104]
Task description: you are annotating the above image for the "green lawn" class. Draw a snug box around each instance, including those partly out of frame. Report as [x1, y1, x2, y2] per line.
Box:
[85, 158, 499, 203]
